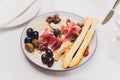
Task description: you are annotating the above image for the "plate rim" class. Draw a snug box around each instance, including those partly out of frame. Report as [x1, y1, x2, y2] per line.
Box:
[20, 11, 97, 72]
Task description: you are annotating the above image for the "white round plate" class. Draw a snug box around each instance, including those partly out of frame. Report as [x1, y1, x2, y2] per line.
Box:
[0, 0, 41, 28]
[21, 11, 97, 71]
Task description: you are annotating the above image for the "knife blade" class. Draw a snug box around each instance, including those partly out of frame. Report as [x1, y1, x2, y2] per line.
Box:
[102, 0, 120, 24]
[102, 10, 114, 24]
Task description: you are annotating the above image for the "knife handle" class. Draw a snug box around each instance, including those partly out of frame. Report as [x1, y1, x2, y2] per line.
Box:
[113, 0, 120, 9]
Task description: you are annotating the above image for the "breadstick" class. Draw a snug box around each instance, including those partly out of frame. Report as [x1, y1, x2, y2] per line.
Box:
[69, 19, 99, 67]
[54, 41, 72, 61]
[62, 17, 92, 68]
[61, 43, 73, 62]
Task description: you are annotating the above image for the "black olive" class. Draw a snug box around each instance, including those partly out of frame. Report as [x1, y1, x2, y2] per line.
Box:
[33, 31, 39, 39]
[24, 36, 33, 43]
[41, 54, 48, 64]
[47, 57, 54, 67]
[45, 49, 53, 57]
[54, 28, 61, 37]
[27, 28, 33, 37]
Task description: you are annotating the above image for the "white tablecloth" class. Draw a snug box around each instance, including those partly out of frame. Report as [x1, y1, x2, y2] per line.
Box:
[0, 0, 120, 80]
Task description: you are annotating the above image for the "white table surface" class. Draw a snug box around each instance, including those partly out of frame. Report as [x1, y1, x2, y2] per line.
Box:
[0, 0, 120, 80]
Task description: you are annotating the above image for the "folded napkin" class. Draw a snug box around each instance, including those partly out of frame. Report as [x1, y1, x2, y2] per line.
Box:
[0, 0, 35, 26]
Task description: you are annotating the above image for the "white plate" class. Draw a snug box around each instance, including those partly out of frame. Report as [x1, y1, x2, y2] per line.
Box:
[21, 11, 97, 71]
[0, 0, 41, 28]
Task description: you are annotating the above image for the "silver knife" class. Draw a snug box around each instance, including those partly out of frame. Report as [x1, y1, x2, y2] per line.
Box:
[102, 0, 120, 24]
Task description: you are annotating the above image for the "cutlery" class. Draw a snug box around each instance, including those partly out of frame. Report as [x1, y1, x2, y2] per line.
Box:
[0, 0, 37, 28]
[102, 0, 120, 24]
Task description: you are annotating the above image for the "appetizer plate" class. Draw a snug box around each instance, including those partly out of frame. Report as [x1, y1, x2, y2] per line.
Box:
[21, 11, 97, 71]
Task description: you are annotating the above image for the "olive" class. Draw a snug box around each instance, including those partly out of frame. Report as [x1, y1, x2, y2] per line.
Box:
[25, 43, 34, 52]
[47, 57, 54, 67]
[27, 28, 33, 37]
[33, 31, 39, 39]
[46, 16, 52, 24]
[54, 28, 61, 37]
[24, 36, 33, 43]
[46, 14, 61, 24]
[52, 18, 56, 23]
[31, 39, 39, 48]
[45, 49, 53, 57]
[41, 54, 48, 64]
[53, 18, 61, 24]
[53, 14, 59, 19]
[47, 16, 52, 19]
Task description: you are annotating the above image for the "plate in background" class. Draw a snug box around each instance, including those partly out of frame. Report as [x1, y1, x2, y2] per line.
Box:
[0, 0, 41, 28]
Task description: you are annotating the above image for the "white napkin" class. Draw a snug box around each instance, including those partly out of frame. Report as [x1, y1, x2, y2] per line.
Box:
[0, 0, 35, 26]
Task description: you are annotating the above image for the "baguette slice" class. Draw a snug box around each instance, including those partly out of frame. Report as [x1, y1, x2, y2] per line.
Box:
[69, 19, 99, 67]
[62, 17, 92, 68]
